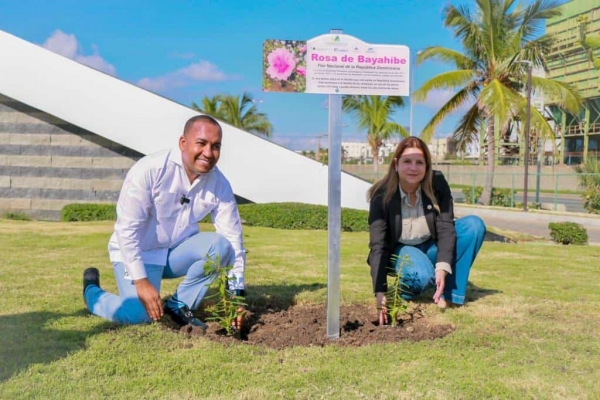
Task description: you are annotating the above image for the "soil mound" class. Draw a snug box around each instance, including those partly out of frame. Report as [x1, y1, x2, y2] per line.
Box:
[168, 303, 454, 349]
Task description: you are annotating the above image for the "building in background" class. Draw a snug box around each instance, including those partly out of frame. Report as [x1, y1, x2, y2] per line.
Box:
[341, 140, 398, 164]
[546, 0, 600, 165]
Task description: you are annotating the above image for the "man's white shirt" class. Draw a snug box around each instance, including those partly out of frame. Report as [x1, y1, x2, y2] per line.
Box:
[108, 147, 246, 289]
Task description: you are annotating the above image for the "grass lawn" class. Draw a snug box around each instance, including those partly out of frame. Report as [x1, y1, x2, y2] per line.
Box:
[1, 219, 599, 399]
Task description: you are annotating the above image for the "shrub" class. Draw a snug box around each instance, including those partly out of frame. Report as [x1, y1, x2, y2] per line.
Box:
[2, 211, 32, 221]
[548, 222, 588, 245]
[575, 155, 600, 214]
[583, 187, 600, 214]
[461, 186, 514, 207]
[238, 202, 368, 232]
[462, 186, 483, 204]
[61, 203, 117, 221]
[575, 153, 600, 190]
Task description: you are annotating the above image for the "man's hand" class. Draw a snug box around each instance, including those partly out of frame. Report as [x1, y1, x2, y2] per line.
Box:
[134, 278, 163, 321]
[433, 270, 447, 304]
[375, 292, 388, 326]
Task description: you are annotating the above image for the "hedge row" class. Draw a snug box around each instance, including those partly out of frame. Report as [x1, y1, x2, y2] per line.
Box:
[461, 186, 514, 207]
[60, 202, 369, 232]
[238, 203, 368, 232]
[61, 204, 117, 222]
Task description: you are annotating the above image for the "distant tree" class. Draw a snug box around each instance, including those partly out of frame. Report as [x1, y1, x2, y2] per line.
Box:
[192, 92, 273, 137]
[191, 95, 225, 120]
[413, 0, 582, 205]
[342, 95, 408, 176]
[318, 146, 347, 164]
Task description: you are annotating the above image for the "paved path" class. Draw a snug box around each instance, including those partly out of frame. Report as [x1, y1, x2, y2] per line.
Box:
[455, 204, 600, 245]
[452, 190, 585, 213]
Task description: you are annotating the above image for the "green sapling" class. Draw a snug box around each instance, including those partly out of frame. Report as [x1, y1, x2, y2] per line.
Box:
[203, 257, 247, 336]
[386, 253, 411, 326]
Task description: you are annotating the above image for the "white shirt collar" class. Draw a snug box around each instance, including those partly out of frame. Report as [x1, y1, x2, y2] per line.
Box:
[399, 185, 422, 206]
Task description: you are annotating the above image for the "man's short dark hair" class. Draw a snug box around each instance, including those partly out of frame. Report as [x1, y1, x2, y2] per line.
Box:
[183, 115, 222, 136]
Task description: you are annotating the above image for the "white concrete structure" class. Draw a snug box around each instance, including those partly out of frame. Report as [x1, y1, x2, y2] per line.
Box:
[0, 30, 371, 211]
[428, 138, 450, 162]
[342, 139, 398, 162]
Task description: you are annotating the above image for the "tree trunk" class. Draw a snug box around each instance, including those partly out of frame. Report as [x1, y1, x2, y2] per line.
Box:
[480, 118, 495, 205]
[372, 144, 380, 180]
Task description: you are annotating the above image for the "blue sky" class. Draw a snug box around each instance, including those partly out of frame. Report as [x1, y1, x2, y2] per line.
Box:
[1, 0, 475, 150]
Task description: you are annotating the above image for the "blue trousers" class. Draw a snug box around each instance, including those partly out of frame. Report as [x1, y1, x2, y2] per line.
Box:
[391, 215, 486, 305]
[84, 232, 235, 324]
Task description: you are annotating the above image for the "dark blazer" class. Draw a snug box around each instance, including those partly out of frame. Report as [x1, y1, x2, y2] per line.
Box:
[367, 170, 456, 293]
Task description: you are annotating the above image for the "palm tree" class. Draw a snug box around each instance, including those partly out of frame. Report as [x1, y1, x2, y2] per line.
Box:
[413, 0, 582, 205]
[342, 95, 408, 176]
[192, 92, 273, 137]
[191, 95, 224, 120]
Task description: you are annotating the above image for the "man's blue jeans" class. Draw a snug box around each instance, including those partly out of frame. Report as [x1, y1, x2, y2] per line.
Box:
[84, 232, 235, 324]
[391, 215, 486, 305]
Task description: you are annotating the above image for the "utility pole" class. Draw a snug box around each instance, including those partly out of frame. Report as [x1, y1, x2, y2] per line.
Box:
[535, 134, 542, 203]
[519, 60, 533, 212]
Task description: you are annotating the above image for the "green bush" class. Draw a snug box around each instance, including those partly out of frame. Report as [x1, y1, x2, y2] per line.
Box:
[61, 203, 117, 221]
[462, 186, 483, 204]
[583, 187, 600, 214]
[548, 222, 588, 245]
[238, 202, 368, 232]
[2, 211, 32, 221]
[461, 186, 514, 207]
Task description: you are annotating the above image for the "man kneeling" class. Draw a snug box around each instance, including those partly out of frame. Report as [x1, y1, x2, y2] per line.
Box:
[83, 115, 246, 330]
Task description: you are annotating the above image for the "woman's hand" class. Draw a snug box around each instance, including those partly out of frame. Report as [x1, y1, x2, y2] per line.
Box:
[376, 292, 388, 326]
[433, 270, 447, 304]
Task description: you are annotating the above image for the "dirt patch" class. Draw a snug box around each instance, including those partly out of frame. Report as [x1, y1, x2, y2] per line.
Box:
[165, 303, 455, 349]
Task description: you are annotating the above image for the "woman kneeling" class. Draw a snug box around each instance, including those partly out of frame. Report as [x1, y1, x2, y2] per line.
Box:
[367, 137, 485, 325]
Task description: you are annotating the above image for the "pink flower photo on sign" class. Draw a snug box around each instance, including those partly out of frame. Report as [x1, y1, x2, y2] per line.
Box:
[262, 40, 307, 93]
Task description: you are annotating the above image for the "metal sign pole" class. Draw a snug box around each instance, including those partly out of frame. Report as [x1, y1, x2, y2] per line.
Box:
[326, 28, 343, 339]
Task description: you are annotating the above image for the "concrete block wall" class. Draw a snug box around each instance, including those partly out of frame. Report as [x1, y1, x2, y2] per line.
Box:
[0, 94, 142, 220]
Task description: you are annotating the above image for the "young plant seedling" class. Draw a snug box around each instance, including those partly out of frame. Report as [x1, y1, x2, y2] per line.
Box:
[386, 253, 411, 326]
[203, 257, 247, 336]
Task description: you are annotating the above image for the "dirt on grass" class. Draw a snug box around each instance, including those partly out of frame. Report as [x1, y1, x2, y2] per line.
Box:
[165, 303, 455, 349]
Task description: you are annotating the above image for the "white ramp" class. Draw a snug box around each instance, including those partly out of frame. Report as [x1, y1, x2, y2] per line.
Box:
[0, 30, 371, 211]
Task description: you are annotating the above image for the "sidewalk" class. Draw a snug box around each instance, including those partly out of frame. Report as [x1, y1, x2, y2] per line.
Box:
[455, 204, 600, 245]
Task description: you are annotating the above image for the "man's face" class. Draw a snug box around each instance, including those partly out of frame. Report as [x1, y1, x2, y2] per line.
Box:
[179, 121, 222, 181]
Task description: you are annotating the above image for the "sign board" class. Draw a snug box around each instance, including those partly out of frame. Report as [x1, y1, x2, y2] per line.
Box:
[262, 31, 410, 339]
[263, 34, 410, 96]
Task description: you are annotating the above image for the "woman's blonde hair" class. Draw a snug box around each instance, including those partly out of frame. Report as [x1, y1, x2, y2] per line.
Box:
[367, 136, 439, 211]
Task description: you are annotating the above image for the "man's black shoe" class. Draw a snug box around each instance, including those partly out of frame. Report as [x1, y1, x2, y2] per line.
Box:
[164, 303, 208, 330]
[83, 267, 100, 295]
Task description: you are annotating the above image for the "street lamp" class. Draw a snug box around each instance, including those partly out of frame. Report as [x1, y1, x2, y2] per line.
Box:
[409, 49, 422, 136]
[316, 134, 328, 161]
[517, 60, 533, 212]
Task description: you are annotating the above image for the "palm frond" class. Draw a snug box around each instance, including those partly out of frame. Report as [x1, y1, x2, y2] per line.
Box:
[514, 99, 555, 141]
[417, 47, 475, 69]
[413, 70, 475, 102]
[478, 78, 521, 130]
[584, 34, 600, 49]
[531, 76, 582, 115]
[453, 104, 484, 150]
[518, 0, 564, 41]
[420, 85, 476, 144]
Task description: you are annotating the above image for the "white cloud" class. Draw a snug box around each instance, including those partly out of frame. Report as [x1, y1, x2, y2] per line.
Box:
[136, 61, 233, 92]
[42, 30, 117, 76]
[421, 88, 475, 112]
